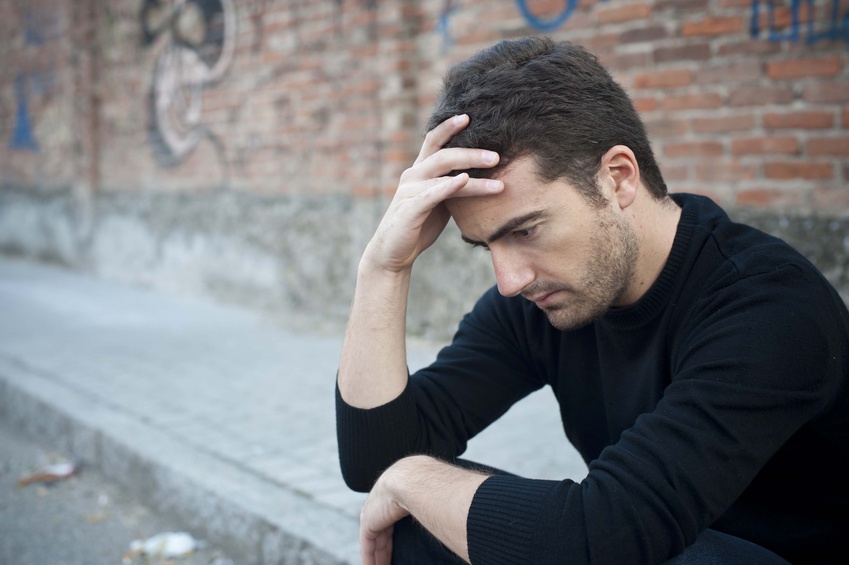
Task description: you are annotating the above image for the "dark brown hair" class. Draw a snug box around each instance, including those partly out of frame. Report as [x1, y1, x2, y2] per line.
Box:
[426, 37, 667, 205]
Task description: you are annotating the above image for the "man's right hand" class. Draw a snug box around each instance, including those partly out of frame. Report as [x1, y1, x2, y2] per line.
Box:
[361, 114, 503, 276]
[338, 114, 502, 410]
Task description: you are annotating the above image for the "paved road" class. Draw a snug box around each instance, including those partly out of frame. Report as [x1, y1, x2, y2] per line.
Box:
[0, 257, 587, 563]
[0, 419, 235, 565]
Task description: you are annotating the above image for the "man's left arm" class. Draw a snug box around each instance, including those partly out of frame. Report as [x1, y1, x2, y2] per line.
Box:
[360, 455, 490, 565]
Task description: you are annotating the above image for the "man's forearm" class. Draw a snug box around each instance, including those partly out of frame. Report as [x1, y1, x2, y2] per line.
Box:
[364, 455, 490, 564]
[338, 260, 412, 409]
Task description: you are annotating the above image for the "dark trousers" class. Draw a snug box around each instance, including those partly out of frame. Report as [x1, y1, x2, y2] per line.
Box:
[390, 461, 791, 565]
[392, 520, 791, 564]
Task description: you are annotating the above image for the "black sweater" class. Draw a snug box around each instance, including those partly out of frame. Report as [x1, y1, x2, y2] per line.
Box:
[337, 194, 849, 564]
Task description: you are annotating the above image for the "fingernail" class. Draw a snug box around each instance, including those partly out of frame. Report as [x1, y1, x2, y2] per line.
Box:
[482, 151, 497, 163]
[486, 180, 501, 190]
[452, 114, 466, 125]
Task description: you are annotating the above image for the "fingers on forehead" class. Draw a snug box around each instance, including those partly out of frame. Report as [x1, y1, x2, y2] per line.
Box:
[425, 147, 498, 175]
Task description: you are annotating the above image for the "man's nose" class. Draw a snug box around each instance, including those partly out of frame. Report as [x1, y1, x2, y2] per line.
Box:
[491, 248, 535, 297]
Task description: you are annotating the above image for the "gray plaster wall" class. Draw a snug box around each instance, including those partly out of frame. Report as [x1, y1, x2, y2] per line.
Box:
[1, 185, 847, 342]
[0, 185, 494, 340]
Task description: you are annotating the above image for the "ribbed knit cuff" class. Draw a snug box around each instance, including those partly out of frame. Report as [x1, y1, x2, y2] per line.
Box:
[335, 381, 420, 492]
[467, 474, 560, 564]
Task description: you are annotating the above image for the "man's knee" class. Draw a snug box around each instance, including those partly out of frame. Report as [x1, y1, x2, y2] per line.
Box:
[664, 529, 791, 565]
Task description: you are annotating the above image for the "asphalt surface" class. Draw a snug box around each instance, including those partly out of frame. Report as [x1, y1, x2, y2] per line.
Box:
[0, 256, 587, 564]
[0, 418, 235, 565]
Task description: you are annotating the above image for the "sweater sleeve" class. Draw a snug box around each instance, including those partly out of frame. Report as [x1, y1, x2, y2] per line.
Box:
[467, 265, 846, 564]
[336, 287, 545, 492]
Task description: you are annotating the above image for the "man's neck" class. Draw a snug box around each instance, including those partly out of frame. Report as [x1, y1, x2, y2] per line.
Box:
[621, 195, 682, 306]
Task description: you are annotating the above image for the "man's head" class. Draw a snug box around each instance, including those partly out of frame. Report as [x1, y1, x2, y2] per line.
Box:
[426, 36, 667, 206]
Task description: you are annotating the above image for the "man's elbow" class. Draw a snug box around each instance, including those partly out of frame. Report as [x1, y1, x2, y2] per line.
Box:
[339, 457, 380, 493]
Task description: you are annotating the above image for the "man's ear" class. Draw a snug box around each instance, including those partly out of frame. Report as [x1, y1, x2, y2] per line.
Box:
[600, 145, 640, 210]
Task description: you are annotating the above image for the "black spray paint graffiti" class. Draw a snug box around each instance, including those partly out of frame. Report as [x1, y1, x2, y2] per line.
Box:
[750, 0, 849, 44]
[141, 0, 236, 168]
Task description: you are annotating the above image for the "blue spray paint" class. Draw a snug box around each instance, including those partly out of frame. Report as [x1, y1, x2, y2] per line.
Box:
[9, 74, 39, 152]
[515, 0, 579, 32]
[437, 0, 462, 51]
[750, 0, 849, 45]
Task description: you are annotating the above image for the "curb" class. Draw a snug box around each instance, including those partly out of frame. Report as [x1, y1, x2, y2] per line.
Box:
[0, 354, 360, 565]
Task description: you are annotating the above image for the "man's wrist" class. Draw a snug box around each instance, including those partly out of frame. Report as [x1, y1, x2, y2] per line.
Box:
[357, 251, 413, 284]
[379, 455, 489, 563]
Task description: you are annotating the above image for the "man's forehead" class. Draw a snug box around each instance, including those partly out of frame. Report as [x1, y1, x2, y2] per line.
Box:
[449, 160, 554, 244]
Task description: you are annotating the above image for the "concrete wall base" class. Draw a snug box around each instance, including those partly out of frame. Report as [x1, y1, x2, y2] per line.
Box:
[1, 185, 846, 340]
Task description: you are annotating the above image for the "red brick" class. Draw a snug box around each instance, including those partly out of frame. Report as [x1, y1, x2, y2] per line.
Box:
[843, 108, 849, 128]
[644, 117, 690, 138]
[807, 137, 849, 156]
[665, 141, 725, 158]
[633, 69, 692, 89]
[663, 93, 723, 110]
[596, 3, 652, 24]
[763, 111, 835, 130]
[804, 83, 849, 105]
[598, 51, 651, 71]
[767, 56, 842, 80]
[764, 162, 834, 180]
[682, 16, 744, 36]
[632, 96, 658, 113]
[694, 161, 758, 182]
[728, 86, 794, 107]
[692, 114, 756, 134]
[559, 10, 593, 32]
[731, 137, 800, 155]
[620, 25, 669, 44]
[735, 188, 806, 208]
[654, 43, 711, 63]
[656, 0, 709, 10]
[696, 61, 762, 85]
[716, 39, 782, 57]
[581, 33, 620, 51]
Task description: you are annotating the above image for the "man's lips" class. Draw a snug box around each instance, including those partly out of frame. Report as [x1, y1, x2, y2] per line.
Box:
[527, 289, 563, 308]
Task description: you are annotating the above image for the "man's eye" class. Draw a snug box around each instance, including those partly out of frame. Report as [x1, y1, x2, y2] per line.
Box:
[514, 227, 535, 239]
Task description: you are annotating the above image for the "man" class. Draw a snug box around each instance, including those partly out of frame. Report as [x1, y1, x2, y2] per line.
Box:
[336, 37, 849, 564]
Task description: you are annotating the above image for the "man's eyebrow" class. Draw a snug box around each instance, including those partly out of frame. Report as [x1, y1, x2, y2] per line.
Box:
[461, 210, 546, 247]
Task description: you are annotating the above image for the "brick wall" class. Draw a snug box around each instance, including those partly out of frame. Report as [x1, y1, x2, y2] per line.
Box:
[1, 0, 848, 338]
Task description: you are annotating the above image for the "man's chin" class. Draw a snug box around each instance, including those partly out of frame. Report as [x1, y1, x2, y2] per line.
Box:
[542, 305, 597, 332]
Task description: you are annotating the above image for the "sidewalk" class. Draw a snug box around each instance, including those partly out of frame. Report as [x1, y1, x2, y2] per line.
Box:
[0, 257, 586, 564]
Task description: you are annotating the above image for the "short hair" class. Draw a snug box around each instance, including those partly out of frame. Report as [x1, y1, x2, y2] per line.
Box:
[426, 37, 667, 205]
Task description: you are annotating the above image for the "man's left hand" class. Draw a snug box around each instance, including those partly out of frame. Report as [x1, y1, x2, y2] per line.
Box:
[359, 455, 490, 565]
[360, 465, 410, 565]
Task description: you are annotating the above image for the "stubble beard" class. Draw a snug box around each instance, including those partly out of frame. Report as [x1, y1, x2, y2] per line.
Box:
[540, 211, 639, 331]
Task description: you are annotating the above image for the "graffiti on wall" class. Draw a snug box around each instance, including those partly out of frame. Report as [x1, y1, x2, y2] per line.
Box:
[438, 0, 583, 40]
[437, 0, 462, 51]
[10, 73, 39, 152]
[141, 0, 236, 167]
[750, 0, 849, 44]
[437, 0, 847, 44]
[8, 9, 60, 152]
[515, 0, 580, 32]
